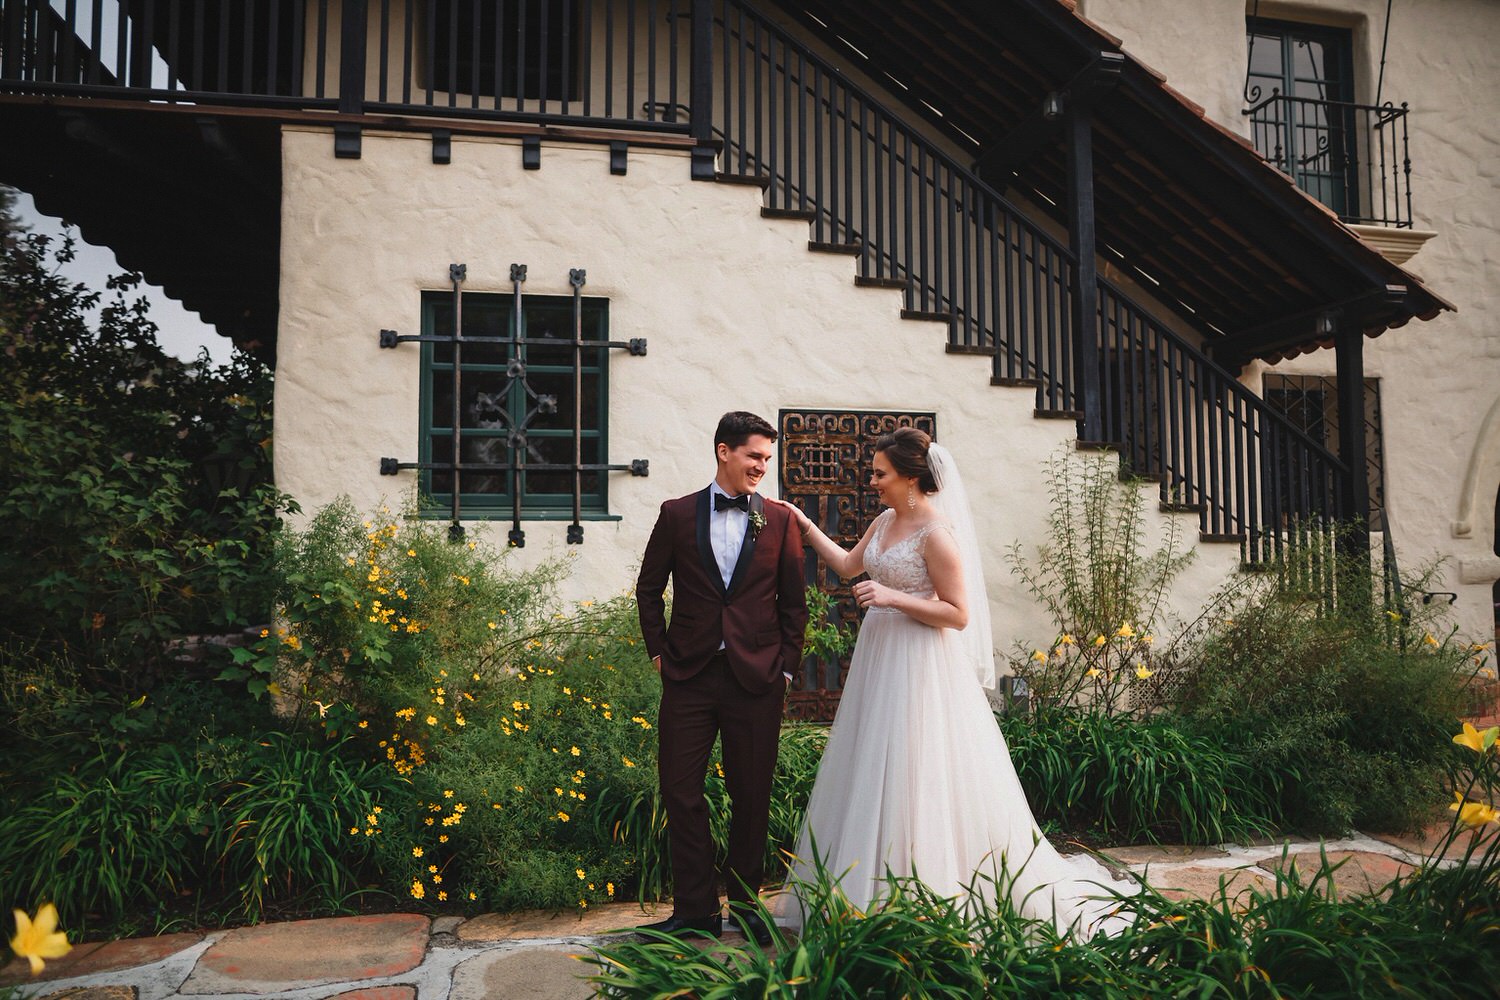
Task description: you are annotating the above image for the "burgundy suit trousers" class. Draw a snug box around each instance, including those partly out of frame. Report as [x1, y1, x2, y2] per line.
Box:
[658, 651, 785, 918]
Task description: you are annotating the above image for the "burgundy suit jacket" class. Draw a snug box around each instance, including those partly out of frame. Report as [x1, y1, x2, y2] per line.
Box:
[636, 488, 808, 695]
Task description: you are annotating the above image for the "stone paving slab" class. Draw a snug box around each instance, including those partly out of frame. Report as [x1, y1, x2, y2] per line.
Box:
[458, 902, 662, 942]
[39, 988, 139, 1000]
[178, 914, 429, 995]
[449, 947, 593, 1000]
[1, 934, 202, 987]
[320, 986, 418, 1000]
[1098, 844, 1229, 866]
[1257, 849, 1413, 899]
[1151, 865, 1273, 903]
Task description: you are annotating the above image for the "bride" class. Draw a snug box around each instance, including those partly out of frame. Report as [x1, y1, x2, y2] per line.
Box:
[772, 427, 1129, 935]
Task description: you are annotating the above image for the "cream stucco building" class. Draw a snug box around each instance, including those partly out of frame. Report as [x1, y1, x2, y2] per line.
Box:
[4, 0, 1493, 715]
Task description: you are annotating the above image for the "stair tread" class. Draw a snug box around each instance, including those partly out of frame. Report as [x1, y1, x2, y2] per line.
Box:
[762, 207, 817, 221]
[854, 275, 907, 289]
[717, 172, 771, 187]
[1036, 408, 1084, 420]
[991, 376, 1043, 388]
[808, 240, 862, 254]
[946, 343, 995, 356]
[900, 309, 954, 321]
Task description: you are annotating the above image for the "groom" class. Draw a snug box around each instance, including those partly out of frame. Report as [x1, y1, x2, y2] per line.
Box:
[635, 410, 808, 943]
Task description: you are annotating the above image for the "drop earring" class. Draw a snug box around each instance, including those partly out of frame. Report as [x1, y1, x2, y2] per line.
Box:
[907, 483, 917, 510]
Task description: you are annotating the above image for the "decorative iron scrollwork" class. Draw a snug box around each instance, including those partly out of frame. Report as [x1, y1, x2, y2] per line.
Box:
[779, 409, 936, 722]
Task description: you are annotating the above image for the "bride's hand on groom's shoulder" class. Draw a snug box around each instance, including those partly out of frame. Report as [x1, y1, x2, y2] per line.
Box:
[763, 496, 812, 533]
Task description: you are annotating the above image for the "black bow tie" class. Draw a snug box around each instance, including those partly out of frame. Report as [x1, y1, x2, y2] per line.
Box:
[714, 493, 750, 513]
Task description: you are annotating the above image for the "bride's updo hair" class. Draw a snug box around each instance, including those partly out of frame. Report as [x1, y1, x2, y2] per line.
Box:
[874, 427, 938, 493]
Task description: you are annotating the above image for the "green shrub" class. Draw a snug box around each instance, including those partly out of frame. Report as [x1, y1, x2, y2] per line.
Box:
[0, 231, 290, 692]
[1001, 708, 1278, 845]
[1169, 562, 1479, 835]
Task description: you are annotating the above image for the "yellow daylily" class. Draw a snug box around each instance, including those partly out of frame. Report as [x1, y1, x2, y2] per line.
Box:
[1135, 664, 1153, 680]
[1059, 634, 1076, 646]
[1452, 722, 1499, 754]
[1423, 633, 1439, 648]
[1115, 622, 1136, 639]
[10, 903, 72, 975]
[1092, 634, 1107, 648]
[1085, 667, 1102, 678]
[1450, 792, 1500, 828]
[1031, 649, 1048, 663]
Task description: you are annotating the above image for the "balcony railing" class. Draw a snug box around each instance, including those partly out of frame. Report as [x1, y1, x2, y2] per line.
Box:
[1243, 90, 1413, 229]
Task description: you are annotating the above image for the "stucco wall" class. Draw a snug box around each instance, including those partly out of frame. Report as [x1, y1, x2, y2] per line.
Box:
[275, 128, 1243, 665]
[1079, 0, 1500, 641]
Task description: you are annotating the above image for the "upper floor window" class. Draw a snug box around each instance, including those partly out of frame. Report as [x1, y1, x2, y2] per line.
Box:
[1245, 18, 1357, 218]
[420, 291, 608, 517]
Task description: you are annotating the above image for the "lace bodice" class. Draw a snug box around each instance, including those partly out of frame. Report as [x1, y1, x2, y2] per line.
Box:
[863, 511, 951, 599]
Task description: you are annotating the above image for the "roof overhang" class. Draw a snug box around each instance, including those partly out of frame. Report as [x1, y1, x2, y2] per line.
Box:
[782, 0, 1453, 364]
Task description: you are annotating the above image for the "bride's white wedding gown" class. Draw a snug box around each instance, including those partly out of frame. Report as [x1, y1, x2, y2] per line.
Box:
[778, 510, 1131, 936]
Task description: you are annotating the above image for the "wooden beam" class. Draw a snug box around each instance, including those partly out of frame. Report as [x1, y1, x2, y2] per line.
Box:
[1210, 285, 1408, 367]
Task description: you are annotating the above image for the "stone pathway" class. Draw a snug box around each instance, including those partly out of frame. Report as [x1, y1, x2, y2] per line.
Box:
[2, 826, 1482, 999]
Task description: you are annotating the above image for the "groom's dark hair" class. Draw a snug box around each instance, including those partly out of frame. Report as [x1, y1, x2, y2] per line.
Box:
[714, 411, 778, 450]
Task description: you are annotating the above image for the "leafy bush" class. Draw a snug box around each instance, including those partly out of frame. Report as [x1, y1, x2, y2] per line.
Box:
[1005, 449, 1200, 714]
[1001, 708, 1278, 845]
[1169, 556, 1482, 835]
[0, 230, 291, 692]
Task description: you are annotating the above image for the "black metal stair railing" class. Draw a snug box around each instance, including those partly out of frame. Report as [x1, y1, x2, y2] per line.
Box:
[711, 0, 1351, 558]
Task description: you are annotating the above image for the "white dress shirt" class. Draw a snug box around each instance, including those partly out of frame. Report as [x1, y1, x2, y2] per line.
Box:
[708, 481, 749, 588]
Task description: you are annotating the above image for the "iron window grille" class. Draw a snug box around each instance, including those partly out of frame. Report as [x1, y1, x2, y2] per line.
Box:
[380, 263, 647, 546]
[1263, 373, 1385, 532]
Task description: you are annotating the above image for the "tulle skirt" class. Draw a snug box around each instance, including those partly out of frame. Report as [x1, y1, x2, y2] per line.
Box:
[776, 607, 1133, 936]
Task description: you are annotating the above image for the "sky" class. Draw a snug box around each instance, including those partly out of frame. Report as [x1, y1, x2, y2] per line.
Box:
[12, 189, 238, 366]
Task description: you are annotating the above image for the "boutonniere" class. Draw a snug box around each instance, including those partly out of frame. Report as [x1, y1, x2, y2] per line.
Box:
[748, 510, 767, 539]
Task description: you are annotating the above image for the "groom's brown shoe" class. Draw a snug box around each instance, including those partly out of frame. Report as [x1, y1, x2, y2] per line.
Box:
[637, 913, 723, 939]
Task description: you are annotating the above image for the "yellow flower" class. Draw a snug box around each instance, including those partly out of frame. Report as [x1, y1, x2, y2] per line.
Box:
[1059, 634, 1076, 646]
[412, 846, 424, 858]
[622, 756, 635, 768]
[426, 715, 438, 726]
[1385, 610, 1402, 621]
[438, 890, 448, 902]
[469, 892, 477, 901]
[1116, 622, 1135, 639]
[570, 746, 581, 757]
[1092, 635, 1106, 648]
[455, 715, 466, 727]
[1085, 667, 1102, 678]
[607, 882, 615, 897]
[407, 549, 417, 557]
[1030, 649, 1048, 663]
[10, 903, 72, 975]
[439, 834, 448, 843]
[444, 789, 454, 798]
[557, 811, 570, 822]
[1452, 722, 1498, 754]
[410, 881, 425, 900]
[576, 869, 586, 880]
[1450, 792, 1500, 828]
[1424, 633, 1439, 648]
[1135, 664, 1153, 680]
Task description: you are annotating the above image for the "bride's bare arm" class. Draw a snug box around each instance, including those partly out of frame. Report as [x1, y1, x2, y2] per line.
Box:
[768, 497, 873, 580]
[852, 527, 969, 630]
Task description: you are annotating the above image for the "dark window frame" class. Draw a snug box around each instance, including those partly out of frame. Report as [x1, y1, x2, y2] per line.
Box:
[417, 290, 614, 520]
[1263, 373, 1385, 532]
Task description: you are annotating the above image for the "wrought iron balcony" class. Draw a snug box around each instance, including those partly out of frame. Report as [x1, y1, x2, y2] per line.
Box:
[1243, 90, 1413, 229]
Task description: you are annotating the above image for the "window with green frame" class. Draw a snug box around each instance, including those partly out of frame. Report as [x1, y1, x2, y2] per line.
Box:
[419, 291, 609, 518]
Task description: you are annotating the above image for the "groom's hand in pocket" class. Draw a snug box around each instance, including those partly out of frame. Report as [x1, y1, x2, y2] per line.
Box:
[652, 655, 662, 673]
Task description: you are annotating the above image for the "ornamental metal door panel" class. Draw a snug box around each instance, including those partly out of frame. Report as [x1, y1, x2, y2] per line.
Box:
[779, 409, 937, 722]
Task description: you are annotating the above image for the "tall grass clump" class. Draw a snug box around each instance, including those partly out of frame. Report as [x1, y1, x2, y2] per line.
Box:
[586, 716, 1500, 997]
